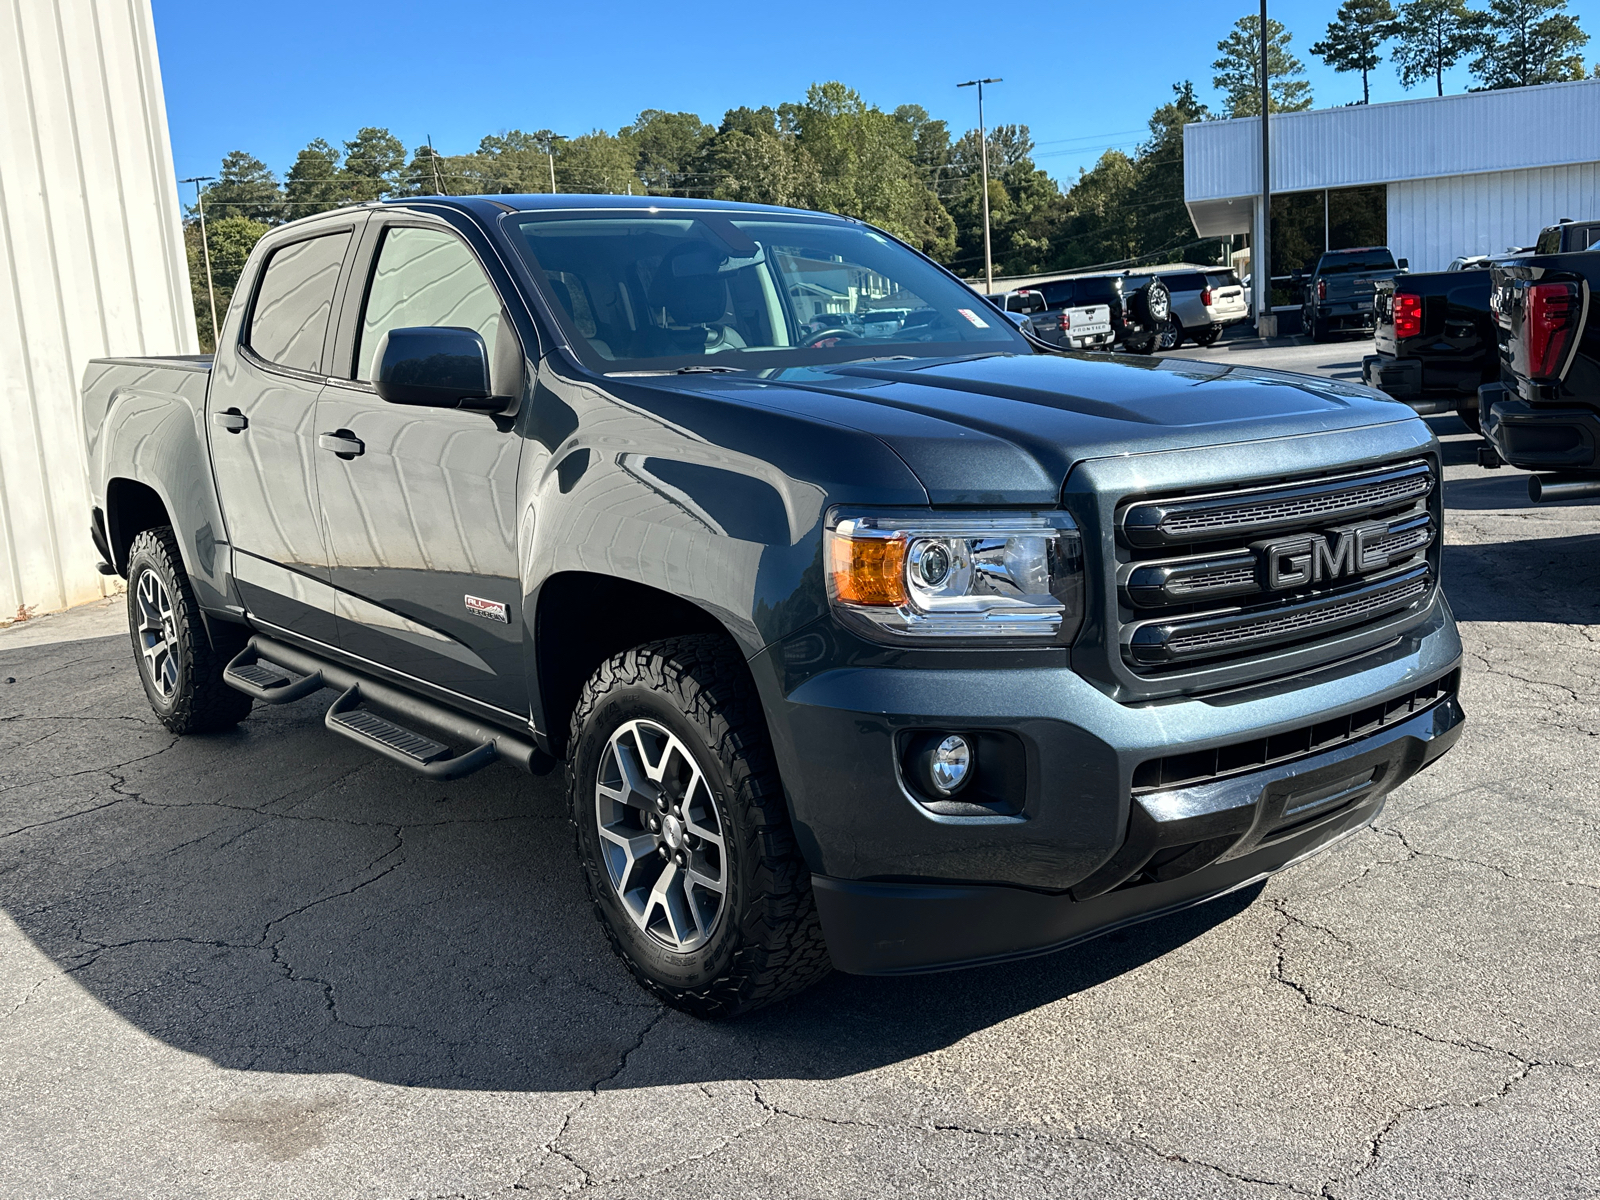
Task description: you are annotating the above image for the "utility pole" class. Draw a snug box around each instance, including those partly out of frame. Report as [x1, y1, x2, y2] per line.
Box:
[957, 78, 1002, 295]
[546, 135, 569, 194]
[426, 136, 447, 195]
[179, 176, 218, 352]
[1257, 0, 1277, 337]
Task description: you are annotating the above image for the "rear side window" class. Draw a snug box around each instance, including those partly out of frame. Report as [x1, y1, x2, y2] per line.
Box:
[248, 232, 351, 372]
[1163, 273, 1205, 292]
[1038, 281, 1075, 306]
[1208, 272, 1242, 288]
[355, 226, 504, 382]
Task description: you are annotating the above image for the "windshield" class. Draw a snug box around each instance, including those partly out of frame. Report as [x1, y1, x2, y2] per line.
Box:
[506, 211, 1030, 371]
[1318, 251, 1396, 275]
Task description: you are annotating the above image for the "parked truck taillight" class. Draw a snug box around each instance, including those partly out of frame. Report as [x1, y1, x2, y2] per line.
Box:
[1393, 292, 1423, 339]
[1526, 281, 1584, 380]
[1316, 278, 1327, 302]
[1058, 312, 1071, 331]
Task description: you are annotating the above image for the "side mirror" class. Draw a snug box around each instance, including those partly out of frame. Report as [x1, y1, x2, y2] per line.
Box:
[1396, 258, 1409, 270]
[375, 327, 497, 410]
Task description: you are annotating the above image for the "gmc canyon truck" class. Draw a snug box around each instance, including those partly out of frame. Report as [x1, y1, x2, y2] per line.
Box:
[1363, 267, 1496, 429]
[1480, 227, 1600, 502]
[83, 195, 1464, 1016]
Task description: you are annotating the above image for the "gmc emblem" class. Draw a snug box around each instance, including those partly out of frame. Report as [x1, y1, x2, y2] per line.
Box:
[1260, 522, 1389, 591]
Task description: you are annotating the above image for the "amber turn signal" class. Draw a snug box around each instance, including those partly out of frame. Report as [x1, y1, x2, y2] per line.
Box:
[829, 534, 907, 607]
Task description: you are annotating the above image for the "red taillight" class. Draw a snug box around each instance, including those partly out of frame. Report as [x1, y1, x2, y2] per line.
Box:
[1526, 282, 1583, 379]
[1316, 278, 1326, 302]
[1393, 292, 1423, 339]
[1200, 287, 1213, 305]
[1059, 312, 1071, 331]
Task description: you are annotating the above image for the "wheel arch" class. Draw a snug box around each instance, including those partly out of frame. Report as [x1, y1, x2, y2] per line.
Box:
[532, 571, 750, 756]
[104, 477, 172, 575]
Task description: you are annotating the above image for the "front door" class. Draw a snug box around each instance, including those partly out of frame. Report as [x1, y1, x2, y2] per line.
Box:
[314, 220, 527, 716]
[209, 226, 356, 645]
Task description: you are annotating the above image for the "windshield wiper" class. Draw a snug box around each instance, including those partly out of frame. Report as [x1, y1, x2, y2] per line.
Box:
[675, 364, 745, 374]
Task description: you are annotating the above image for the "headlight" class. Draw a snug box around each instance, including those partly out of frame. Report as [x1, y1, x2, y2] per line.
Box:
[826, 510, 1085, 644]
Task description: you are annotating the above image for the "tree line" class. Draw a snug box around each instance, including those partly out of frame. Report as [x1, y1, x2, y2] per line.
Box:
[182, 0, 1592, 349]
[183, 81, 1214, 348]
[1219, 0, 1591, 115]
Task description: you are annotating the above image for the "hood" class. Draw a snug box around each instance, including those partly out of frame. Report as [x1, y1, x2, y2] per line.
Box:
[665, 353, 1420, 504]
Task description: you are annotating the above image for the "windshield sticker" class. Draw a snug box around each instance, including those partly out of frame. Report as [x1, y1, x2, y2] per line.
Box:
[957, 308, 990, 328]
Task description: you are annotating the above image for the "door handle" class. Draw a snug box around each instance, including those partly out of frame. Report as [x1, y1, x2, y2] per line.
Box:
[318, 430, 365, 459]
[213, 408, 248, 434]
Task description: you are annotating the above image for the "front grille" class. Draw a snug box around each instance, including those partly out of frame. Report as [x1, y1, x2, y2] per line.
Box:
[1131, 670, 1458, 794]
[1114, 457, 1439, 676]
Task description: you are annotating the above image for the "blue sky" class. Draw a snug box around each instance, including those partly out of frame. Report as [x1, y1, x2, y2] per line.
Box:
[154, 0, 1599, 190]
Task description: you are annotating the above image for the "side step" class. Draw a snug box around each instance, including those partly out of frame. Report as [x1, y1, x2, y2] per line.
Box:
[325, 684, 500, 780]
[223, 635, 549, 780]
[224, 646, 326, 704]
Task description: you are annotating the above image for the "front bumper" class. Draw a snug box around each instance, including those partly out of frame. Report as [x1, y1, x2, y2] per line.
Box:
[816, 692, 1462, 974]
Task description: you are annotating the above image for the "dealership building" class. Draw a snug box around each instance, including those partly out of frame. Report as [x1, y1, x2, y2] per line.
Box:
[1184, 77, 1600, 288]
[0, 0, 194, 621]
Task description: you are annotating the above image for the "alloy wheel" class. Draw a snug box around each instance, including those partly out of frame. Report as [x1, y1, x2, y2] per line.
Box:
[135, 569, 180, 700]
[594, 718, 728, 952]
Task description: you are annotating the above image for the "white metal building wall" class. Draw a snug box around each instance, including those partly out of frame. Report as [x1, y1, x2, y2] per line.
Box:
[0, 0, 194, 621]
[1389, 162, 1600, 272]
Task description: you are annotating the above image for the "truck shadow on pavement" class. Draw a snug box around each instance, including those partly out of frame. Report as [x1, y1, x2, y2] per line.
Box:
[0, 632, 1260, 1093]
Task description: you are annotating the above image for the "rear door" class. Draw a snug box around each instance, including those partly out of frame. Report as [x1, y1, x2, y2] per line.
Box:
[314, 214, 530, 717]
[210, 222, 362, 645]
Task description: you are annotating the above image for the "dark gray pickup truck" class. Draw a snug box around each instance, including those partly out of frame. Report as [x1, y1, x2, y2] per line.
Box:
[1299, 247, 1410, 341]
[82, 195, 1464, 1016]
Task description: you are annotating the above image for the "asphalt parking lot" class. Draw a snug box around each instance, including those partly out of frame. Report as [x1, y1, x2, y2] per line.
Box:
[3, 339, 1598, 1199]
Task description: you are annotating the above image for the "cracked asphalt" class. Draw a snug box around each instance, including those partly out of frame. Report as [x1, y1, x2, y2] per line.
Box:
[3, 339, 1598, 1198]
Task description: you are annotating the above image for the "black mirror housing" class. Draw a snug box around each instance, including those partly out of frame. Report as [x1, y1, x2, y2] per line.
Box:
[375, 327, 495, 409]
[1397, 258, 1409, 270]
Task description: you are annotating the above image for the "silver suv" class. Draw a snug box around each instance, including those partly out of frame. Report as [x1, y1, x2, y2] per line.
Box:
[1149, 268, 1249, 349]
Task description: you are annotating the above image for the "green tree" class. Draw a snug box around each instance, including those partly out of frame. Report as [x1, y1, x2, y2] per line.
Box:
[185, 214, 269, 350]
[783, 83, 947, 252]
[703, 107, 818, 209]
[283, 138, 345, 220]
[1213, 15, 1314, 115]
[555, 130, 640, 194]
[1311, 0, 1402, 103]
[1393, 0, 1490, 94]
[1471, 0, 1589, 87]
[472, 130, 561, 193]
[623, 110, 713, 195]
[196, 151, 282, 224]
[1135, 82, 1213, 260]
[341, 127, 405, 201]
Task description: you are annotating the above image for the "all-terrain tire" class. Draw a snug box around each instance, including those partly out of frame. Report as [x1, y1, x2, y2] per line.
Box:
[125, 526, 252, 734]
[566, 635, 831, 1018]
[1193, 325, 1221, 348]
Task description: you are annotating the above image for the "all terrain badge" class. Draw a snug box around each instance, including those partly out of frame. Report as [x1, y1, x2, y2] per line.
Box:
[464, 595, 509, 623]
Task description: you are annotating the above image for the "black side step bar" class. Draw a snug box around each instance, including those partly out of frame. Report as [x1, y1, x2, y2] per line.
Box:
[223, 636, 548, 779]
[325, 684, 501, 780]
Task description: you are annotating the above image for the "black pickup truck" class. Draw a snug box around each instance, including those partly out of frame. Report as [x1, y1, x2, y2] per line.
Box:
[1363, 267, 1497, 429]
[1480, 228, 1600, 502]
[82, 195, 1464, 1016]
[1299, 248, 1410, 341]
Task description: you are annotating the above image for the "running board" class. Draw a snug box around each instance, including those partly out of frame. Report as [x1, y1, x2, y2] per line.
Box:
[226, 635, 549, 778]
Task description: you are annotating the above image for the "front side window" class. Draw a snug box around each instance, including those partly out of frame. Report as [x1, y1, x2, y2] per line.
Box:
[507, 211, 1029, 371]
[356, 226, 503, 382]
[248, 232, 350, 372]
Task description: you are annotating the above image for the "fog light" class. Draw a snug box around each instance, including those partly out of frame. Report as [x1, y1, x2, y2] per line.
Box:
[926, 734, 972, 795]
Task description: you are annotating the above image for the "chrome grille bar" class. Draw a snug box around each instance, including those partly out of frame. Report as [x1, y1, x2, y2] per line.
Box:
[1120, 461, 1433, 549]
[1126, 565, 1431, 666]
